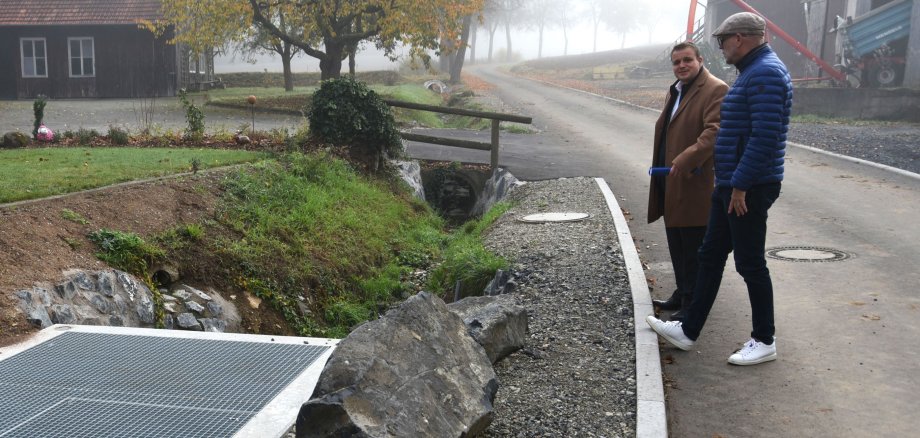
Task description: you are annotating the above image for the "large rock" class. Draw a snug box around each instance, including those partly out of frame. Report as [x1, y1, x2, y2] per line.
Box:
[471, 168, 523, 216]
[297, 292, 497, 438]
[448, 295, 528, 364]
[1, 131, 29, 149]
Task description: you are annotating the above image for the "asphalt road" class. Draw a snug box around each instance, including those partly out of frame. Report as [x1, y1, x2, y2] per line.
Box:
[421, 66, 920, 437]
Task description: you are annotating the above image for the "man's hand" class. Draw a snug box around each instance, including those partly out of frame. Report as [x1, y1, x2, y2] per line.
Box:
[669, 163, 684, 177]
[728, 188, 748, 216]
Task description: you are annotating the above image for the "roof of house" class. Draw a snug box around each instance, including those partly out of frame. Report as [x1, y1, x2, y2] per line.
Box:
[0, 0, 163, 26]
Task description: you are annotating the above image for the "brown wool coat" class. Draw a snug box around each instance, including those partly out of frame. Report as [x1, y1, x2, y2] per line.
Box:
[647, 68, 728, 227]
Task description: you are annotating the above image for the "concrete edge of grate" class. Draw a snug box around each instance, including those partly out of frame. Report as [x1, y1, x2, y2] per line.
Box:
[595, 178, 667, 438]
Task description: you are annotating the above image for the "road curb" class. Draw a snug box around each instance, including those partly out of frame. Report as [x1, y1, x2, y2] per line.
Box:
[595, 177, 667, 438]
[787, 141, 920, 181]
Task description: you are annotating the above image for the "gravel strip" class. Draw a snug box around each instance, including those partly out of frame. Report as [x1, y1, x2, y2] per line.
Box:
[481, 177, 636, 437]
[787, 122, 920, 175]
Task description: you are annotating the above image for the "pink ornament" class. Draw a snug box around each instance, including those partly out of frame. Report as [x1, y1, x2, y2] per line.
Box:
[36, 124, 54, 142]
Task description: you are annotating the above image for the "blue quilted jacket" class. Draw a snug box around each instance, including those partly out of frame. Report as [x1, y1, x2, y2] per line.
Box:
[714, 45, 792, 189]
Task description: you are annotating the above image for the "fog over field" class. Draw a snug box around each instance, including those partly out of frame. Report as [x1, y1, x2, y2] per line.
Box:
[215, 0, 689, 73]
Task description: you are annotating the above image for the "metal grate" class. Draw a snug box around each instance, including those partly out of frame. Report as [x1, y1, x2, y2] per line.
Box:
[0, 329, 330, 437]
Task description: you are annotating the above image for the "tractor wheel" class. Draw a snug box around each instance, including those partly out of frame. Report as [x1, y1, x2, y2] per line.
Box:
[868, 64, 904, 87]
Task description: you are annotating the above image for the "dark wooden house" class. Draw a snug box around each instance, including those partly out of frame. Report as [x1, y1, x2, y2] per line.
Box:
[0, 0, 216, 99]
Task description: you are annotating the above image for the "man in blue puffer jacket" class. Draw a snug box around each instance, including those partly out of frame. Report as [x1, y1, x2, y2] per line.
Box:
[646, 11, 792, 366]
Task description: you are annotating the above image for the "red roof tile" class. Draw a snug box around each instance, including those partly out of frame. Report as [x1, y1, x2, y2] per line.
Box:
[0, 0, 163, 26]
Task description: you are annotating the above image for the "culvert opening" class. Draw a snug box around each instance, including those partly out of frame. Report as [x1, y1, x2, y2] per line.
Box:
[420, 163, 489, 223]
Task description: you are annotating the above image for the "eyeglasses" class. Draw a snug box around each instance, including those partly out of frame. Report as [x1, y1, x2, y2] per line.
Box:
[716, 34, 739, 49]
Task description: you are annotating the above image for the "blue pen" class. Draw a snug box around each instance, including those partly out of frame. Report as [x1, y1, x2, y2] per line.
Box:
[648, 167, 702, 176]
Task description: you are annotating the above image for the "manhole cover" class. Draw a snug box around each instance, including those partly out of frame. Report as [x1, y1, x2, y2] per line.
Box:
[518, 212, 590, 223]
[765, 246, 852, 262]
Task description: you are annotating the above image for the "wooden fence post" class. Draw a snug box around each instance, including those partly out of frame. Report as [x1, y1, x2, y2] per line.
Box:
[490, 119, 500, 174]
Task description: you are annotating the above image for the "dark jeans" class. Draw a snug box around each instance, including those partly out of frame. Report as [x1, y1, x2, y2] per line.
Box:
[665, 226, 707, 300]
[681, 183, 781, 344]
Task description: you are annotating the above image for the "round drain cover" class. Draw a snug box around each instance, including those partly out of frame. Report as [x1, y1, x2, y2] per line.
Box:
[765, 246, 851, 262]
[519, 212, 590, 223]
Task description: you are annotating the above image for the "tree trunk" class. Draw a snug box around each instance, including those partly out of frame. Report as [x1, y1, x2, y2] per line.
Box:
[488, 26, 496, 63]
[538, 24, 544, 58]
[349, 51, 356, 76]
[563, 24, 569, 56]
[593, 22, 598, 52]
[320, 41, 345, 80]
[621, 34, 627, 49]
[439, 37, 452, 72]
[469, 21, 477, 64]
[504, 21, 512, 62]
[282, 43, 294, 92]
[449, 15, 473, 84]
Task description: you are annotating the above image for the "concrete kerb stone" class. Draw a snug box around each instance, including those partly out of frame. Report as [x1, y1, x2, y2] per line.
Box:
[595, 178, 667, 438]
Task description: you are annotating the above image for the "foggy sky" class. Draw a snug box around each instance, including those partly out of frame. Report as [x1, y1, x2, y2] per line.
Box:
[214, 0, 689, 73]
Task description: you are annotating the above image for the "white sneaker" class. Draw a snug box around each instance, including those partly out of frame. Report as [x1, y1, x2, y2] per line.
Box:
[645, 315, 695, 351]
[728, 338, 777, 365]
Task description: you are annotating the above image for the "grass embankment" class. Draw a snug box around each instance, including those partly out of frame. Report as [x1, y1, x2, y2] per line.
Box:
[0, 147, 267, 203]
[88, 152, 509, 338]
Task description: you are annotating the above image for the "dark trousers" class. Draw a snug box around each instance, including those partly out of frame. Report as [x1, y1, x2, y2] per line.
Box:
[681, 183, 781, 344]
[665, 226, 707, 300]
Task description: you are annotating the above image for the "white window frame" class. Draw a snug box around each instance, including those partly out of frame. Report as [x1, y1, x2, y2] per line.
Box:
[20, 38, 48, 78]
[68, 37, 96, 78]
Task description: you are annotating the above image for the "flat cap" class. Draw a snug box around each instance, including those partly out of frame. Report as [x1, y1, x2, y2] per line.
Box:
[713, 12, 766, 36]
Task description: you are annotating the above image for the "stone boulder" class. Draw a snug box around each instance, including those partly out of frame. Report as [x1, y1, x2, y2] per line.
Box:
[448, 295, 528, 364]
[1, 131, 29, 149]
[14, 271, 240, 332]
[296, 292, 497, 438]
[471, 168, 523, 216]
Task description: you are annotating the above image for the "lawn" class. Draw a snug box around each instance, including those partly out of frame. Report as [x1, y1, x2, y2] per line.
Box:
[0, 147, 268, 203]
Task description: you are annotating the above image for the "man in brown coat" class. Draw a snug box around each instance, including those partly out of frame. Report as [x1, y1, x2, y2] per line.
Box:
[648, 42, 728, 321]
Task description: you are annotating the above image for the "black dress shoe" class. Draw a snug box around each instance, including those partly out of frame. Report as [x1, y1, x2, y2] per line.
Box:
[652, 290, 681, 311]
[669, 309, 687, 322]
[669, 295, 693, 322]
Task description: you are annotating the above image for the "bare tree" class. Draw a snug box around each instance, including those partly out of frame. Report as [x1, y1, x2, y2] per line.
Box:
[602, 0, 640, 49]
[556, 0, 576, 56]
[583, 0, 604, 52]
[524, 0, 553, 58]
[236, 9, 304, 91]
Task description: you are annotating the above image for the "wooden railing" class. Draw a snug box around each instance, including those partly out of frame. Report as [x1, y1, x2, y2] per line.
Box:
[384, 99, 533, 173]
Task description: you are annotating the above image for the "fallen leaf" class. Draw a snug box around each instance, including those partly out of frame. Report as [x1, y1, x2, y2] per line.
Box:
[861, 314, 881, 321]
[849, 301, 866, 306]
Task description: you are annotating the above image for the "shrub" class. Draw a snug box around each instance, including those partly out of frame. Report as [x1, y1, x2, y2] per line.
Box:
[108, 126, 130, 145]
[178, 89, 205, 141]
[307, 77, 403, 170]
[87, 229, 164, 275]
[33, 95, 47, 139]
[75, 128, 100, 145]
